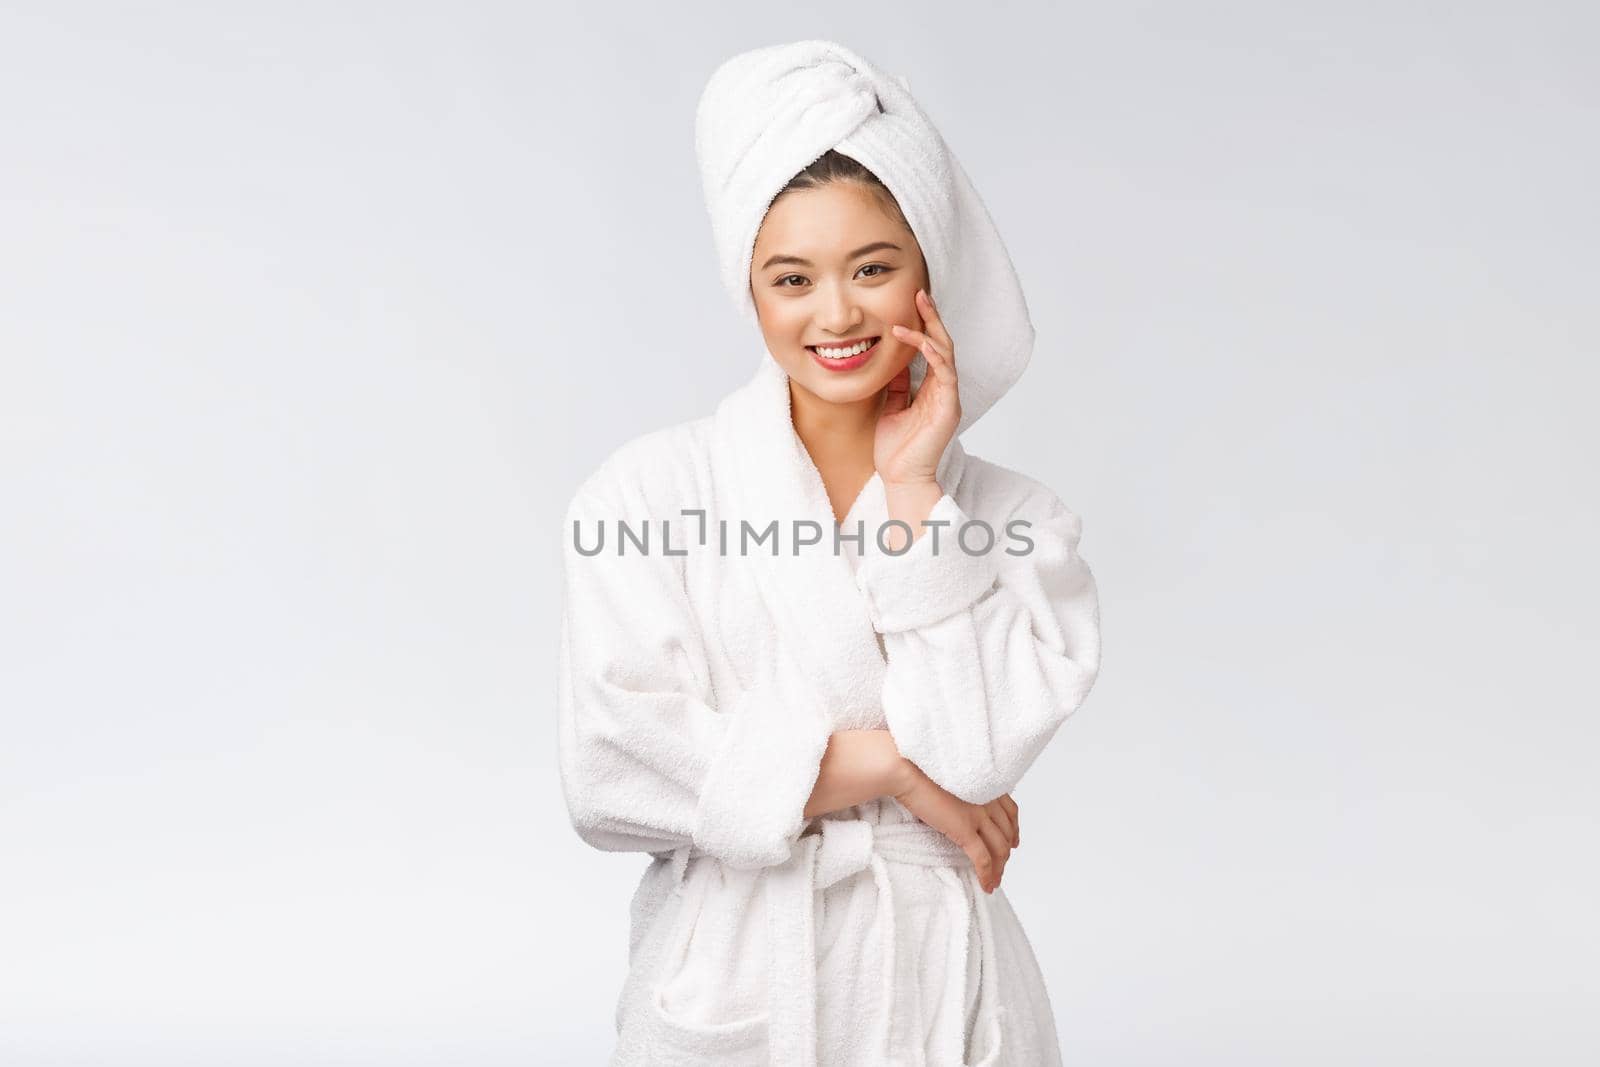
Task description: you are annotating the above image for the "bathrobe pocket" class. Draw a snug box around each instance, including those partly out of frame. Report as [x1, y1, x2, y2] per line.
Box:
[644, 860, 770, 1064]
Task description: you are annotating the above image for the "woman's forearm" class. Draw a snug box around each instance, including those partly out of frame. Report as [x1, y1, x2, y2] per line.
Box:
[804, 728, 914, 819]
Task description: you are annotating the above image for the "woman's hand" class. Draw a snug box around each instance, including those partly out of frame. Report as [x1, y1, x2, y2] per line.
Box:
[892, 761, 1020, 894]
[875, 288, 961, 488]
[805, 729, 916, 820]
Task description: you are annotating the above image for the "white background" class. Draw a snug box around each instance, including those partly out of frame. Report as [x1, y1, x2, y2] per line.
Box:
[2, 2, 1596, 1064]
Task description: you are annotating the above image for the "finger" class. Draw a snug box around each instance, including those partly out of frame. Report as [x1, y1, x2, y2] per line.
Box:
[916, 289, 955, 353]
[958, 830, 995, 892]
[984, 798, 1016, 847]
[975, 817, 1012, 893]
[890, 322, 930, 357]
[1000, 794, 1019, 847]
[903, 334, 956, 394]
[923, 343, 958, 404]
[915, 327, 954, 371]
[921, 330, 956, 380]
[890, 324, 951, 371]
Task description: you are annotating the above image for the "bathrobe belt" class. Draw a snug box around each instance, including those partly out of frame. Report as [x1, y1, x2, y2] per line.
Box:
[673, 818, 1006, 1066]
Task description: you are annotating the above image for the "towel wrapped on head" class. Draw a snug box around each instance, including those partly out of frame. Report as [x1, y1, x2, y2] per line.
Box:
[693, 39, 1036, 437]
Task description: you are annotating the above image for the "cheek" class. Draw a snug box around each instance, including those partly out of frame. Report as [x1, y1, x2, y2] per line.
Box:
[753, 292, 805, 339]
[869, 289, 921, 332]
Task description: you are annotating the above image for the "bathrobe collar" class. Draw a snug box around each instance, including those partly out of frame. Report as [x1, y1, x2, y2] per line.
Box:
[712, 354, 968, 727]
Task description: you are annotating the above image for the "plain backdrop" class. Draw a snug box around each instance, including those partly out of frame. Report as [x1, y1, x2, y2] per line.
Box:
[2, 2, 1596, 1064]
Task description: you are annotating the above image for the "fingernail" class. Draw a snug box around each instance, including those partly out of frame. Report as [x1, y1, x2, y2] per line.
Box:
[891, 324, 906, 334]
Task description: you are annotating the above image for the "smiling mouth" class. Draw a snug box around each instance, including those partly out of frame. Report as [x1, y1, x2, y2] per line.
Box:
[807, 336, 882, 359]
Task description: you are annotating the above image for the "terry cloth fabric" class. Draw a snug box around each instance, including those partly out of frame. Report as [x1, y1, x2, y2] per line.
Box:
[693, 38, 1035, 439]
[558, 38, 1100, 1066]
[559, 360, 1102, 1065]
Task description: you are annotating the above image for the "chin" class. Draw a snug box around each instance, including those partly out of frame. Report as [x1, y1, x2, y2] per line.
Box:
[784, 346, 910, 399]
[793, 367, 893, 404]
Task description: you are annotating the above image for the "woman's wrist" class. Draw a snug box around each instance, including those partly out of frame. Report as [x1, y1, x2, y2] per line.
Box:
[855, 728, 915, 801]
[880, 479, 944, 552]
[806, 729, 917, 819]
[874, 731, 918, 798]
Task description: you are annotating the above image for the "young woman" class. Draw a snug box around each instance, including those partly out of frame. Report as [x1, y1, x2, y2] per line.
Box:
[559, 40, 1102, 1066]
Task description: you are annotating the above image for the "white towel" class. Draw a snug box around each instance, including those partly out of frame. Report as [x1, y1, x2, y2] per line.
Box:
[693, 38, 1036, 438]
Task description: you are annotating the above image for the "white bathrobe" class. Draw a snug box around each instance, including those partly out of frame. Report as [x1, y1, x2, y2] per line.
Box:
[558, 353, 1102, 1066]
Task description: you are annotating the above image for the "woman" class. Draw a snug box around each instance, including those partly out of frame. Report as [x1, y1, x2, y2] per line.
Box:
[558, 40, 1102, 1066]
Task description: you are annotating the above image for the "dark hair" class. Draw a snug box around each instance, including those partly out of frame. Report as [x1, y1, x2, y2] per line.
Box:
[774, 149, 911, 232]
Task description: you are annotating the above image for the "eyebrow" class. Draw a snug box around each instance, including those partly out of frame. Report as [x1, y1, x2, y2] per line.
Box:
[759, 241, 903, 271]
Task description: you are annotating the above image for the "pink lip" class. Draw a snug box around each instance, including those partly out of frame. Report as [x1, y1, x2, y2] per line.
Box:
[807, 336, 881, 372]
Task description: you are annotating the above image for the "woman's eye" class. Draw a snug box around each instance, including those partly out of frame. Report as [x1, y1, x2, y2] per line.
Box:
[775, 266, 889, 287]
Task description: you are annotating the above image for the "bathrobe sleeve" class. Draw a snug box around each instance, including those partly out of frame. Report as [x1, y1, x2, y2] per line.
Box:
[852, 486, 1101, 805]
[558, 478, 833, 870]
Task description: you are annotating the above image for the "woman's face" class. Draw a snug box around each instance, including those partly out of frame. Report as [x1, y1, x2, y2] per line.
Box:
[749, 182, 930, 408]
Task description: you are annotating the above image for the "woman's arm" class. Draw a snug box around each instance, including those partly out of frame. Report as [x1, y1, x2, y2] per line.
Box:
[559, 478, 835, 869]
[855, 481, 1102, 805]
[803, 729, 915, 819]
[805, 727, 1023, 894]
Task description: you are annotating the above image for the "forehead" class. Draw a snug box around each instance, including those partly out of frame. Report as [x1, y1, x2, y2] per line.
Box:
[754, 183, 909, 253]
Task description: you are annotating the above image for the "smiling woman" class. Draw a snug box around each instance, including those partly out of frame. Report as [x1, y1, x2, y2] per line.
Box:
[751, 152, 930, 401]
[559, 38, 1101, 1067]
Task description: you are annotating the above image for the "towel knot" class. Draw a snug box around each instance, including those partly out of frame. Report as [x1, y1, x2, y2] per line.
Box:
[812, 816, 876, 891]
[805, 815, 972, 896]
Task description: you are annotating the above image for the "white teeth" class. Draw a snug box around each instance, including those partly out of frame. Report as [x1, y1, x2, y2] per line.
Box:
[813, 338, 876, 358]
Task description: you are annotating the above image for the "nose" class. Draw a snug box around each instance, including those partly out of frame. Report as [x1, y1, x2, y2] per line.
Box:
[814, 279, 864, 336]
